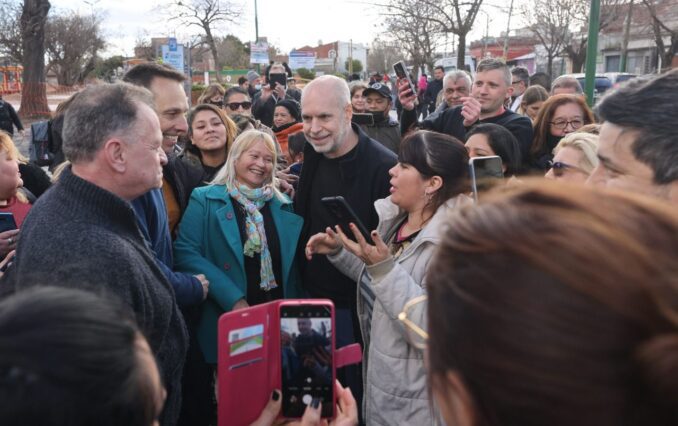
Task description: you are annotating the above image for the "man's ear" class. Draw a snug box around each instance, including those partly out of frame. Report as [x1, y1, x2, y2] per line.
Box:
[103, 138, 127, 173]
[506, 84, 514, 99]
[345, 103, 353, 122]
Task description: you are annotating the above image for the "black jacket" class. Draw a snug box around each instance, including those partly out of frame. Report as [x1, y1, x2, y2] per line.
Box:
[295, 124, 397, 304]
[2, 167, 188, 426]
[252, 91, 297, 128]
[401, 106, 534, 165]
[360, 117, 401, 154]
[423, 79, 443, 113]
[163, 153, 204, 214]
[0, 100, 23, 135]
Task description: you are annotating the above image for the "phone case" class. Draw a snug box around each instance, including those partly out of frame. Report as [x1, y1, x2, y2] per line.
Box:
[217, 299, 362, 426]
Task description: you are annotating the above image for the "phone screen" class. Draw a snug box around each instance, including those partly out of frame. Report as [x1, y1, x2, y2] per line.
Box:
[269, 73, 287, 90]
[0, 213, 17, 233]
[469, 156, 504, 201]
[280, 304, 333, 418]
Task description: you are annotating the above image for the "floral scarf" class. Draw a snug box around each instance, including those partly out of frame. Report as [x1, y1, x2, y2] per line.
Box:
[229, 184, 277, 291]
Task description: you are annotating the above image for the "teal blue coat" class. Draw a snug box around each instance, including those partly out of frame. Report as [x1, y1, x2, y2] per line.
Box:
[174, 184, 304, 363]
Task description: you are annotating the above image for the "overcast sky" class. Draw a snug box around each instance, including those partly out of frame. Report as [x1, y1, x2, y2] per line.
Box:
[50, 0, 526, 58]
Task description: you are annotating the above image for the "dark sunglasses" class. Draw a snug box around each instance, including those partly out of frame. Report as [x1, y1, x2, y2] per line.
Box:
[548, 161, 587, 177]
[226, 101, 252, 111]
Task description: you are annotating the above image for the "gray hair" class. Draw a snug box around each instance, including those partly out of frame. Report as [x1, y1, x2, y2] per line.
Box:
[476, 58, 511, 86]
[63, 83, 155, 164]
[553, 132, 600, 174]
[443, 70, 472, 90]
[211, 130, 286, 202]
[551, 76, 583, 95]
[302, 75, 350, 109]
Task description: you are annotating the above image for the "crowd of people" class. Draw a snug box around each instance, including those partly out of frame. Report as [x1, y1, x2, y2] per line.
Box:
[0, 55, 676, 426]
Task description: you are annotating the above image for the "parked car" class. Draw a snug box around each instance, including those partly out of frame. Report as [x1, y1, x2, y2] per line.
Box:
[603, 72, 638, 88]
[559, 73, 612, 104]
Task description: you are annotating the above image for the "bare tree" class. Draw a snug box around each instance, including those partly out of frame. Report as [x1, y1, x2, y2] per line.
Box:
[19, 0, 50, 118]
[378, 0, 446, 73]
[45, 11, 106, 86]
[164, 0, 242, 82]
[367, 38, 400, 74]
[0, 0, 24, 63]
[563, 0, 624, 73]
[418, 0, 484, 70]
[522, 0, 571, 76]
[642, 0, 678, 70]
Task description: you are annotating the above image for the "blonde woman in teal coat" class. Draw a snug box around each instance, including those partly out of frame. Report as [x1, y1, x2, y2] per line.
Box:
[175, 130, 304, 363]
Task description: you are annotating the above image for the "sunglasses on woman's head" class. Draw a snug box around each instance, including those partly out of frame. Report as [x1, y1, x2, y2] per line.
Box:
[208, 100, 224, 108]
[226, 101, 252, 111]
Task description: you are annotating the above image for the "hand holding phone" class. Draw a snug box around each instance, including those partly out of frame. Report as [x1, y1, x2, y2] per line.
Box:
[393, 61, 417, 108]
[320, 196, 373, 244]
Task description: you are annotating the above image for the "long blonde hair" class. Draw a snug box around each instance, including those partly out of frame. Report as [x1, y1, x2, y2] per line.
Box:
[211, 130, 287, 201]
[0, 132, 27, 203]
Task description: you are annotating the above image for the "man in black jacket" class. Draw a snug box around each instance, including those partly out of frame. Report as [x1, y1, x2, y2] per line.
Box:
[423, 66, 445, 114]
[0, 95, 23, 137]
[400, 58, 534, 166]
[252, 63, 298, 127]
[296, 75, 397, 410]
[2, 83, 188, 426]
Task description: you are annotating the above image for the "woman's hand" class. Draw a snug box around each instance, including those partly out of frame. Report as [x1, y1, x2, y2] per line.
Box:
[334, 224, 389, 266]
[305, 227, 342, 260]
[0, 229, 20, 257]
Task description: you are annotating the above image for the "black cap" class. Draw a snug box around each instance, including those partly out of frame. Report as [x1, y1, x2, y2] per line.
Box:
[363, 82, 391, 99]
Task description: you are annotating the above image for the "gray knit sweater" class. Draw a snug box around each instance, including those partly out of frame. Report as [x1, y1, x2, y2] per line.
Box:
[2, 167, 188, 426]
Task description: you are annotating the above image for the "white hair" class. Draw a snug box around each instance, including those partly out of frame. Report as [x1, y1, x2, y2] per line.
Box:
[553, 132, 600, 173]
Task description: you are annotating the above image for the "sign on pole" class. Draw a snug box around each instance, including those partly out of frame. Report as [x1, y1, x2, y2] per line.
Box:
[250, 41, 269, 65]
[289, 50, 316, 70]
[161, 42, 184, 72]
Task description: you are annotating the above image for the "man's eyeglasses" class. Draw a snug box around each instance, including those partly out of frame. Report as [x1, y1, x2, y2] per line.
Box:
[397, 295, 428, 350]
[549, 119, 584, 130]
[511, 80, 524, 86]
[548, 160, 588, 177]
[226, 101, 252, 111]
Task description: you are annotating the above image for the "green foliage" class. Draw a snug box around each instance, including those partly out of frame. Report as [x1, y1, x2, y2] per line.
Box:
[344, 58, 363, 73]
[192, 83, 206, 92]
[93, 55, 124, 82]
[296, 68, 316, 80]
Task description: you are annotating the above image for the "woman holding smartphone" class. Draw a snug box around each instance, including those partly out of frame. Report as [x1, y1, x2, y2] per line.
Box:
[174, 130, 304, 365]
[305, 130, 471, 425]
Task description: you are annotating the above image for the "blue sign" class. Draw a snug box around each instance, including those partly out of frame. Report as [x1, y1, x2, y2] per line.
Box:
[168, 37, 177, 52]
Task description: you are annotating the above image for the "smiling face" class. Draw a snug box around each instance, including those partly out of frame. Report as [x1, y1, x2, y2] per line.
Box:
[190, 109, 227, 154]
[234, 138, 274, 189]
[273, 105, 295, 128]
[472, 69, 512, 117]
[444, 78, 470, 107]
[148, 77, 189, 153]
[351, 88, 366, 112]
[587, 122, 678, 202]
[301, 81, 352, 158]
[123, 104, 167, 198]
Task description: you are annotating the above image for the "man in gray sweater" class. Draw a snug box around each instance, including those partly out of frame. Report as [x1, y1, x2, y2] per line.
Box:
[1, 83, 188, 426]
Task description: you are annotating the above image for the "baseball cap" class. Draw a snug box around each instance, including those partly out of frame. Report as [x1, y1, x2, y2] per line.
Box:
[363, 82, 392, 99]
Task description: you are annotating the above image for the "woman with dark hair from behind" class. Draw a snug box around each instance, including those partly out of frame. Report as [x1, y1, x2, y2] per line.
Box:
[465, 123, 523, 176]
[305, 130, 471, 425]
[426, 182, 678, 426]
[0, 286, 165, 426]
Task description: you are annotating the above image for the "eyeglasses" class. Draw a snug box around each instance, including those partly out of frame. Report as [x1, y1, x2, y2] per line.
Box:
[548, 161, 588, 177]
[549, 119, 584, 130]
[511, 80, 524, 86]
[226, 101, 252, 111]
[397, 295, 428, 350]
[208, 100, 224, 108]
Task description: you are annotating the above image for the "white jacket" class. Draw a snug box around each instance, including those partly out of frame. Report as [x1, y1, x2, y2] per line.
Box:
[328, 194, 471, 425]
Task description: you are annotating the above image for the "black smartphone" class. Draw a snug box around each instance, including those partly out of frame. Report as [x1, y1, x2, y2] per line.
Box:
[320, 196, 373, 244]
[0, 213, 17, 233]
[268, 73, 288, 90]
[393, 61, 417, 98]
[280, 302, 334, 419]
[351, 113, 374, 126]
[469, 156, 504, 202]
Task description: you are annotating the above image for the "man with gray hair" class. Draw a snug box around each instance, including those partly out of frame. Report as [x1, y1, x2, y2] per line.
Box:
[296, 75, 397, 409]
[434, 70, 472, 113]
[509, 66, 530, 111]
[551, 75, 584, 96]
[2, 83, 188, 426]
